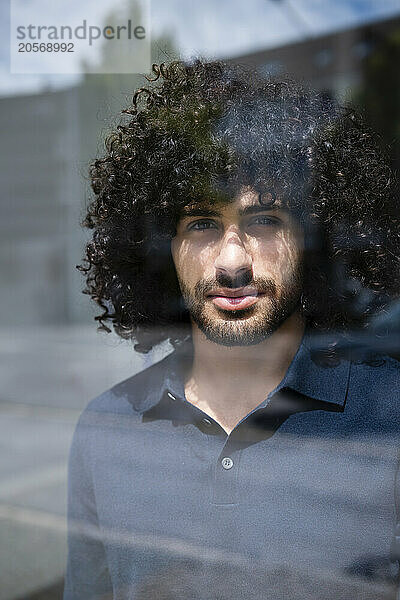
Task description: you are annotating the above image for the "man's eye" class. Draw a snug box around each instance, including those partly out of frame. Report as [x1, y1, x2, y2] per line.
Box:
[188, 220, 217, 231]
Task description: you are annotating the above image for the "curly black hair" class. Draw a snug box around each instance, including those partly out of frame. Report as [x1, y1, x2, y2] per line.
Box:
[79, 59, 400, 361]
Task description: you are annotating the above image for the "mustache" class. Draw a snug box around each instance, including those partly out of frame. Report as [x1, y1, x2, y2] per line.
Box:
[194, 276, 278, 298]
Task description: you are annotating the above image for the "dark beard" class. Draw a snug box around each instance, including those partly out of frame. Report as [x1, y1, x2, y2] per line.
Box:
[179, 276, 302, 347]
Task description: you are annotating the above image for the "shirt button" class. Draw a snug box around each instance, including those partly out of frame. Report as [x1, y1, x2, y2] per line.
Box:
[202, 418, 213, 428]
[221, 457, 234, 470]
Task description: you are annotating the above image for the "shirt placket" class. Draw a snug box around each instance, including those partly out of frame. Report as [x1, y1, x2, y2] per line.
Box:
[177, 403, 245, 507]
[211, 436, 243, 506]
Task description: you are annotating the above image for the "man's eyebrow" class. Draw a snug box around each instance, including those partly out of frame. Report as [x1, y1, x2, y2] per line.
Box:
[180, 204, 285, 219]
[238, 204, 282, 216]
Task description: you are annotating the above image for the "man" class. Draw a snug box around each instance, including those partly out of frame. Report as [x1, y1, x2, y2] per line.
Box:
[64, 60, 400, 599]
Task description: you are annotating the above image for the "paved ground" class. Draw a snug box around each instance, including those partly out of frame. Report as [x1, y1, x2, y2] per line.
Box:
[0, 325, 167, 600]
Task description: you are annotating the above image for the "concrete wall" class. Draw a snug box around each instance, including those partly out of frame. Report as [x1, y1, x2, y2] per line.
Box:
[0, 87, 83, 325]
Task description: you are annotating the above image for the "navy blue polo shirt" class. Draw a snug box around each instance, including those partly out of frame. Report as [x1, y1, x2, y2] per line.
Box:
[64, 330, 400, 599]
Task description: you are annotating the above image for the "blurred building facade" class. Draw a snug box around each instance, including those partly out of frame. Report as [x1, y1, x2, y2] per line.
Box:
[0, 13, 399, 328]
[0, 78, 144, 326]
[229, 13, 400, 103]
[0, 87, 81, 325]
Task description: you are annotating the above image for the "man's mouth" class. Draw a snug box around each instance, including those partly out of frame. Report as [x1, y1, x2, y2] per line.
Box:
[206, 288, 265, 311]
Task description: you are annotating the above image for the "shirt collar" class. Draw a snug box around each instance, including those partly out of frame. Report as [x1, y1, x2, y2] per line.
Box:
[138, 328, 351, 421]
[274, 328, 351, 408]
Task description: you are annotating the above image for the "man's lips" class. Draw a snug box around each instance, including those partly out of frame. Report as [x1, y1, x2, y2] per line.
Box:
[206, 288, 265, 311]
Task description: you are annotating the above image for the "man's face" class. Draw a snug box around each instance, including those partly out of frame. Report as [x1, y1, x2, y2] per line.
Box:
[171, 187, 304, 346]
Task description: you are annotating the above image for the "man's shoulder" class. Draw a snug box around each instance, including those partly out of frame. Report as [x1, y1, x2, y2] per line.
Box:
[78, 351, 175, 424]
[349, 353, 400, 424]
[69, 352, 177, 468]
[350, 353, 400, 390]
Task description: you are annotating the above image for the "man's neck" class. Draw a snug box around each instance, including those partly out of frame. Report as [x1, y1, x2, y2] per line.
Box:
[184, 312, 306, 435]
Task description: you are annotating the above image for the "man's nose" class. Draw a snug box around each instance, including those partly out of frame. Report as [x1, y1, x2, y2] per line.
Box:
[214, 231, 252, 287]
